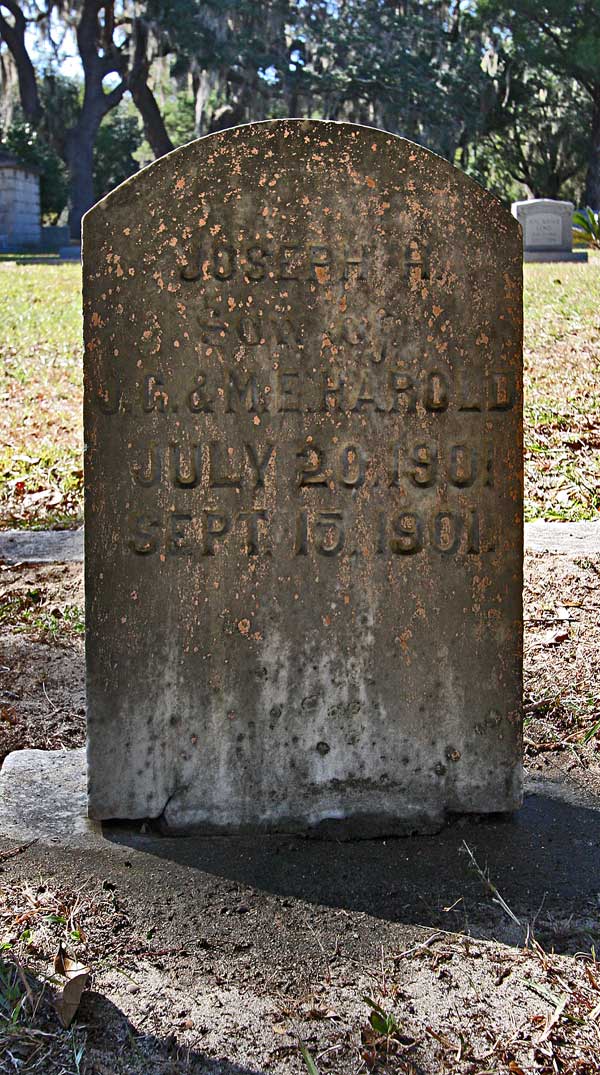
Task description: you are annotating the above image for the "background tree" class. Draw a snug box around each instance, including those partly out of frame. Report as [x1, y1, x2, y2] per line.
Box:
[478, 0, 600, 207]
[0, 0, 181, 237]
[0, 0, 595, 226]
[463, 46, 590, 201]
[93, 101, 143, 199]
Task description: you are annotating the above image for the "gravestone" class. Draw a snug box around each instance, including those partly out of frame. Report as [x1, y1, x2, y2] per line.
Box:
[83, 120, 523, 835]
[511, 198, 587, 262]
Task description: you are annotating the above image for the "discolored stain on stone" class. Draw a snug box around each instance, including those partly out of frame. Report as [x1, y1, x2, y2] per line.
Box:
[83, 119, 523, 835]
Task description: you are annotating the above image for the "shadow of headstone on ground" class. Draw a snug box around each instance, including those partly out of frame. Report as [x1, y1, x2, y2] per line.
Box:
[105, 788, 600, 954]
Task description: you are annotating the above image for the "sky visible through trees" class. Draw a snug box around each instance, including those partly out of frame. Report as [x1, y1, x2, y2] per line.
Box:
[0, 1, 598, 237]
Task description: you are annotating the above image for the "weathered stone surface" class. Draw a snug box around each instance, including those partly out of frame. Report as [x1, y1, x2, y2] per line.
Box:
[0, 749, 100, 845]
[511, 199, 588, 263]
[83, 119, 523, 834]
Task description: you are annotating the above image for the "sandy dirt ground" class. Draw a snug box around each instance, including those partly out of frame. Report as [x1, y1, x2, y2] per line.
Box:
[1, 549, 599, 1074]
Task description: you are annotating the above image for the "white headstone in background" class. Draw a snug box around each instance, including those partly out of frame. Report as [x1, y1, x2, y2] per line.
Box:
[511, 199, 588, 263]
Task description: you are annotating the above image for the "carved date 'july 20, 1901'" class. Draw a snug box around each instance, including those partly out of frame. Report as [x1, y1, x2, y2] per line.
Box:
[129, 439, 494, 493]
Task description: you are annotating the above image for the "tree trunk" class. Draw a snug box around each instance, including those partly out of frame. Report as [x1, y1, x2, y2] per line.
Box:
[585, 91, 600, 210]
[130, 78, 174, 158]
[65, 127, 96, 241]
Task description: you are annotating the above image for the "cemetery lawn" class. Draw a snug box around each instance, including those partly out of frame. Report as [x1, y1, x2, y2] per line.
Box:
[1, 258, 600, 529]
[524, 254, 600, 521]
[0, 263, 83, 531]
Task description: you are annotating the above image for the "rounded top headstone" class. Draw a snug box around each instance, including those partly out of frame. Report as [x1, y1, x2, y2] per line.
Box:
[83, 118, 523, 833]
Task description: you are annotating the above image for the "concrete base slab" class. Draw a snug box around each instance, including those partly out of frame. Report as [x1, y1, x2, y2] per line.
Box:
[524, 251, 588, 262]
[3, 749, 600, 964]
[0, 749, 101, 846]
[2, 522, 597, 567]
[0, 527, 84, 564]
[2, 747, 600, 850]
[525, 520, 600, 554]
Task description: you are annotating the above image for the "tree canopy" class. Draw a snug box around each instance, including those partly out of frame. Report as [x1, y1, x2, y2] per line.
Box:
[0, 0, 596, 236]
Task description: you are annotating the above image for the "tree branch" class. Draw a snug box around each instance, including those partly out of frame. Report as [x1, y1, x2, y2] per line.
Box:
[127, 16, 174, 158]
[0, 0, 43, 123]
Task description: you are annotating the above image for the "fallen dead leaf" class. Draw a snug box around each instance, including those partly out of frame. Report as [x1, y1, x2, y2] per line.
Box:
[52, 944, 90, 1027]
[542, 629, 569, 645]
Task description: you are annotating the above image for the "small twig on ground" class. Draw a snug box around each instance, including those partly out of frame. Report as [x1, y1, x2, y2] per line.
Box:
[0, 841, 36, 862]
[393, 933, 444, 960]
[42, 682, 62, 713]
[461, 842, 522, 929]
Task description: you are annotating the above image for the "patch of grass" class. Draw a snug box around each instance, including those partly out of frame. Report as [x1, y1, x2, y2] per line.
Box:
[0, 590, 84, 643]
[0, 446, 83, 531]
[0, 254, 62, 263]
[0, 881, 91, 1075]
[0, 264, 83, 530]
[524, 254, 600, 521]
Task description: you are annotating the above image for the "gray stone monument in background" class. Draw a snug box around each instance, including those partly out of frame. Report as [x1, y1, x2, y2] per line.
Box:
[0, 152, 41, 250]
[512, 198, 588, 262]
[83, 120, 523, 835]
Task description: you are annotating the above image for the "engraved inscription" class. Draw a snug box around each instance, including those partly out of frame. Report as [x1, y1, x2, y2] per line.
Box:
[93, 224, 519, 566]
